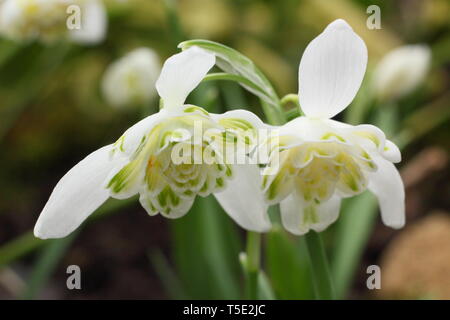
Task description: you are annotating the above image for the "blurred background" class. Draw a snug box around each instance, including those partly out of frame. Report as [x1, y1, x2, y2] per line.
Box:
[0, 0, 449, 299]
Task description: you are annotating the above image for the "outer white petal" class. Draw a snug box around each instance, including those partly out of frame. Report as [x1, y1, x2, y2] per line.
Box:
[368, 155, 405, 229]
[213, 164, 271, 232]
[117, 111, 168, 156]
[382, 139, 401, 163]
[280, 193, 341, 236]
[34, 145, 118, 239]
[69, 0, 107, 45]
[298, 19, 368, 119]
[156, 47, 215, 111]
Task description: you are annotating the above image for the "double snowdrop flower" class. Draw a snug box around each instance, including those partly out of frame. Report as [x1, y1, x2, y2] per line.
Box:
[260, 20, 405, 235]
[34, 47, 271, 239]
[372, 45, 431, 102]
[0, 0, 107, 44]
[102, 47, 161, 108]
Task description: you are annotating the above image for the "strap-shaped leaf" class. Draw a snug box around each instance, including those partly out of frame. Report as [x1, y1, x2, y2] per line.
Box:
[178, 40, 281, 111]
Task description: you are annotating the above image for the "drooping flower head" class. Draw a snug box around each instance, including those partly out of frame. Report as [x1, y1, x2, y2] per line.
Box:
[102, 47, 161, 108]
[34, 47, 271, 239]
[261, 20, 405, 235]
[0, 0, 107, 44]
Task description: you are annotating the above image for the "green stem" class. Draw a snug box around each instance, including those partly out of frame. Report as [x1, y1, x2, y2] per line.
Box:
[304, 231, 335, 300]
[245, 231, 261, 300]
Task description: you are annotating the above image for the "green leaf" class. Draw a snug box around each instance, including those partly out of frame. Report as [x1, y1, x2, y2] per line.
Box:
[266, 226, 315, 299]
[331, 191, 378, 299]
[258, 271, 276, 300]
[239, 252, 276, 300]
[21, 232, 78, 299]
[304, 231, 335, 300]
[0, 232, 45, 269]
[0, 197, 137, 269]
[170, 196, 242, 299]
[148, 249, 188, 299]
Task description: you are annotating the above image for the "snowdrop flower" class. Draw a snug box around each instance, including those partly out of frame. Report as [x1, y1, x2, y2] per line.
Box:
[260, 20, 405, 235]
[372, 45, 431, 102]
[0, 0, 107, 44]
[102, 48, 161, 108]
[34, 47, 271, 239]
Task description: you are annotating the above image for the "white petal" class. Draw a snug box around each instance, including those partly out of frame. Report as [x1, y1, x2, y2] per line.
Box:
[34, 145, 118, 239]
[298, 19, 367, 119]
[213, 164, 271, 232]
[382, 140, 401, 163]
[368, 155, 405, 229]
[156, 47, 215, 111]
[280, 192, 341, 235]
[117, 111, 167, 156]
[69, 0, 107, 45]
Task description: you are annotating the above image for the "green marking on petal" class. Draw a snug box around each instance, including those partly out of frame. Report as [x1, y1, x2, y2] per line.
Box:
[354, 131, 381, 147]
[184, 190, 194, 197]
[219, 118, 254, 131]
[267, 173, 283, 201]
[113, 135, 125, 152]
[200, 180, 208, 193]
[159, 130, 173, 149]
[225, 165, 233, 177]
[321, 132, 346, 142]
[303, 206, 319, 225]
[108, 160, 141, 193]
[342, 171, 359, 192]
[222, 131, 238, 144]
[216, 177, 224, 188]
[361, 150, 371, 160]
[183, 106, 209, 116]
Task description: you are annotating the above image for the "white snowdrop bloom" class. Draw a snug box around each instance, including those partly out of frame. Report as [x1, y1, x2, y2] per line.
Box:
[0, 0, 107, 44]
[34, 47, 271, 239]
[372, 45, 431, 102]
[102, 48, 161, 108]
[260, 20, 405, 235]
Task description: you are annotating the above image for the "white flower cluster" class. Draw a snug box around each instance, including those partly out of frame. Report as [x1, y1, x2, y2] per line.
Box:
[34, 20, 407, 240]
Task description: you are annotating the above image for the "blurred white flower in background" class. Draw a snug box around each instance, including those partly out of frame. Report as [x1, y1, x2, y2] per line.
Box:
[0, 0, 107, 44]
[102, 48, 161, 108]
[372, 45, 431, 102]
